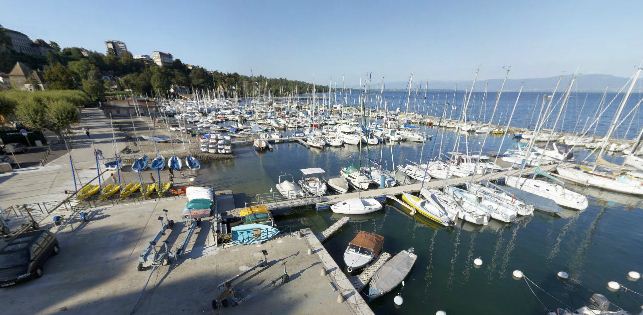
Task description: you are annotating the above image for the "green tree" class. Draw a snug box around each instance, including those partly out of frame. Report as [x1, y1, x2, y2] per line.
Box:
[0, 95, 17, 122]
[68, 59, 95, 81]
[189, 67, 210, 88]
[82, 70, 104, 102]
[15, 98, 48, 131]
[47, 100, 79, 139]
[151, 67, 170, 96]
[43, 63, 76, 89]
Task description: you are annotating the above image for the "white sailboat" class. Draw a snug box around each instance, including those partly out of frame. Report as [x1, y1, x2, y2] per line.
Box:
[466, 182, 534, 216]
[327, 176, 350, 194]
[505, 176, 588, 210]
[341, 165, 372, 190]
[420, 188, 489, 225]
[444, 186, 517, 223]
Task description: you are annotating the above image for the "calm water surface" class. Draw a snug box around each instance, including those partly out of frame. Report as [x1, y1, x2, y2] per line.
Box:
[195, 128, 642, 314]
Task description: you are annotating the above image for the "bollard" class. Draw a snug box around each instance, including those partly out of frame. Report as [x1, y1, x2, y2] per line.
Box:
[337, 293, 344, 303]
[307, 248, 313, 255]
[320, 267, 327, 276]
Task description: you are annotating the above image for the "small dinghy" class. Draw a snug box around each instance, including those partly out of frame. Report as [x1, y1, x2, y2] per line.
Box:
[185, 155, 201, 170]
[231, 224, 279, 245]
[367, 248, 417, 300]
[150, 155, 165, 171]
[132, 155, 149, 172]
[168, 155, 182, 171]
[343, 231, 384, 273]
[331, 198, 382, 215]
[104, 158, 122, 170]
[327, 177, 349, 194]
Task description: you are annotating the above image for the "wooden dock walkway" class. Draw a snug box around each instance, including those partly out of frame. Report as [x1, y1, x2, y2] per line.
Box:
[319, 216, 350, 242]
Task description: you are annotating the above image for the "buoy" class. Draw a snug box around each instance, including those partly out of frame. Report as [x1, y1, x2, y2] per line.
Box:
[474, 258, 483, 267]
[607, 281, 621, 292]
[626, 271, 640, 282]
[557, 271, 569, 280]
[436, 311, 446, 315]
[512, 270, 524, 280]
[394, 294, 403, 306]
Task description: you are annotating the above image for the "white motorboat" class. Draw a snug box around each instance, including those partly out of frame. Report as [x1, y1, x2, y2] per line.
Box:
[466, 182, 534, 216]
[505, 176, 588, 210]
[331, 198, 382, 215]
[343, 231, 384, 273]
[276, 174, 305, 199]
[327, 177, 350, 194]
[306, 136, 326, 149]
[327, 136, 344, 147]
[298, 168, 327, 196]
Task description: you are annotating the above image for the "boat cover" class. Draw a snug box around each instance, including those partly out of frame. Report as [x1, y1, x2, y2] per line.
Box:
[186, 186, 213, 201]
[349, 231, 384, 255]
[300, 168, 326, 176]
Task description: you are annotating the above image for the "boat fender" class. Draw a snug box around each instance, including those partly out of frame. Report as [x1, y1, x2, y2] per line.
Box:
[607, 281, 621, 292]
[394, 294, 403, 306]
[512, 270, 524, 280]
[347, 266, 353, 273]
[627, 271, 640, 282]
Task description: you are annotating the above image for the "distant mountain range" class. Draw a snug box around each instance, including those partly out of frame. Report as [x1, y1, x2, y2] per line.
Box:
[378, 74, 642, 92]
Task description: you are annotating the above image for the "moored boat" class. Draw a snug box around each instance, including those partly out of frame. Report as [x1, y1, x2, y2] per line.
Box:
[331, 198, 382, 215]
[343, 231, 384, 273]
[367, 248, 417, 299]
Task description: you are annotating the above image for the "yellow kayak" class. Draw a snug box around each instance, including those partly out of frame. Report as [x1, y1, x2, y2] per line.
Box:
[100, 184, 121, 200]
[157, 182, 172, 196]
[120, 182, 141, 199]
[77, 184, 100, 200]
[238, 205, 269, 217]
[144, 183, 158, 197]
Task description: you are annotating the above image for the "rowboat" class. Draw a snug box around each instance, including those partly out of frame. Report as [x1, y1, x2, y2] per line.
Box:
[367, 248, 417, 299]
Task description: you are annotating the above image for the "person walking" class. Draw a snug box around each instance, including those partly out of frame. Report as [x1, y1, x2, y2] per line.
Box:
[84, 128, 91, 139]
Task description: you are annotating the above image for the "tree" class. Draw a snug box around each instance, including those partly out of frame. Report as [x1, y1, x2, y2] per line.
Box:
[43, 63, 76, 89]
[190, 67, 210, 88]
[151, 67, 170, 96]
[15, 98, 48, 131]
[0, 95, 17, 123]
[82, 70, 104, 102]
[47, 100, 79, 139]
[68, 59, 95, 81]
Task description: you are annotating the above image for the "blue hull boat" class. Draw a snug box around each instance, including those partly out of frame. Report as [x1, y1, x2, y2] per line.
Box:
[132, 155, 148, 172]
[150, 155, 165, 171]
[185, 155, 201, 170]
[105, 158, 122, 170]
[231, 224, 279, 245]
[168, 155, 182, 171]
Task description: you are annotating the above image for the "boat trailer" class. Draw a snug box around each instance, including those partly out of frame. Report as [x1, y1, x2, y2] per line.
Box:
[175, 217, 201, 257]
[137, 209, 175, 271]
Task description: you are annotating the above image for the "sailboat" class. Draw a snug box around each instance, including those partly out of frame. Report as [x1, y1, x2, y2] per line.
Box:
[327, 176, 350, 194]
[340, 165, 372, 190]
[185, 155, 201, 170]
[168, 155, 182, 171]
[421, 188, 489, 225]
[466, 182, 534, 216]
[401, 192, 455, 227]
[444, 186, 517, 223]
[505, 175, 588, 210]
[150, 155, 165, 171]
[131, 155, 149, 172]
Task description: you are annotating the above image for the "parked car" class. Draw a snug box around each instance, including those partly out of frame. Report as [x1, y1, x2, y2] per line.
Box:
[3, 143, 26, 154]
[0, 230, 59, 287]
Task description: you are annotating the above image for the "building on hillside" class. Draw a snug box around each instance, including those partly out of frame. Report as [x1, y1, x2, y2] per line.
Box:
[8, 62, 44, 91]
[0, 25, 41, 56]
[134, 54, 153, 63]
[105, 40, 129, 57]
[151, 51, 173, 67]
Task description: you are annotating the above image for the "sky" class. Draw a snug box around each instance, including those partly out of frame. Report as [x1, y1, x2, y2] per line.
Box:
[1, 0, 642, 84]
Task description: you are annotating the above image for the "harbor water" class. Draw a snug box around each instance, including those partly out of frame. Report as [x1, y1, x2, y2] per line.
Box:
[194, 127, 643, 314]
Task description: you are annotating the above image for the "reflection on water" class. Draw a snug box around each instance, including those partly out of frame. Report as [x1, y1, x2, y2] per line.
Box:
[195, 128, 642, 314]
